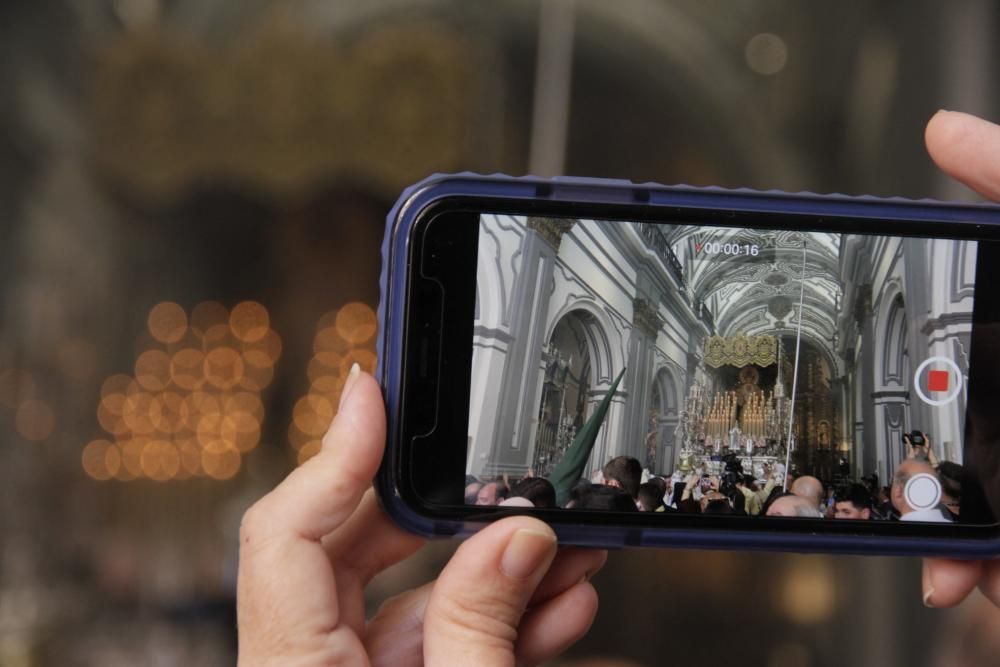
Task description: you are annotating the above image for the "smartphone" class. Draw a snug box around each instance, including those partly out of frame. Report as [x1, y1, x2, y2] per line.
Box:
[376, 173, 1000, 556]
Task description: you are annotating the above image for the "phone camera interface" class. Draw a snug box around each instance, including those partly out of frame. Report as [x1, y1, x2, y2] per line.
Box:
[464, 214, 989, 527]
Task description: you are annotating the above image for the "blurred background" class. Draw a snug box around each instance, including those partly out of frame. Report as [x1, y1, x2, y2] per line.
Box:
[1, 1, 998, 665]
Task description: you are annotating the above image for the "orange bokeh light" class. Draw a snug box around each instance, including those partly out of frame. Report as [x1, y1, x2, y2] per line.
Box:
[338, 348, 377, 376]
[202, 446, 241, 480]
[150, 392, 185, 434]
[16, 399, 56, 441]
[190, 301, 230, 335]
[313, 326, 351, 356]
[170, 348, 206, 390]
[297, 440, 322, 465]
[202, 324, 236, 351]
[204, 347, 245, 390]
[82, 439, 115, 481]
[293, 394, 335, 437]
[230, 301, 270, 343]
[135, 349, 172, 392]
[121, 392, 155, 435]
[120, 437, 146, 477]
[97, 402, 130, 436]
[224, 392, 264, 421]
[335, 302, 378, 345]
[141, 440, 180, 481]
[177, 437, 202, 476]
[238, 362, 274, 392]
[148, 302, 188, 344]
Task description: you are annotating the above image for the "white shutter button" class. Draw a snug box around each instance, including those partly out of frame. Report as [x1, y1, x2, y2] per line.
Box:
[904, 473, 942, 511]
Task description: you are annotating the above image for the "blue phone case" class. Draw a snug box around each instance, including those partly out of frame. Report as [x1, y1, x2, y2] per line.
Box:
[377, 172, 1000, 557]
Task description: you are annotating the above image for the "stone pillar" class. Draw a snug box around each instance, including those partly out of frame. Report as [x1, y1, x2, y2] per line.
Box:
[618, 297, 662, 465]
[486, 217, 574, 476]
[856, 286, 881, 478]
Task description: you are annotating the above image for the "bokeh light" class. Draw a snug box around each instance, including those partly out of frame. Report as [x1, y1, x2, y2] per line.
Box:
[86, 300, 275, 482]
[147, 302, 188, 344]
[16, 399, 56, 441]
[745, 32, 788, 76]
[335, 302, 378, 345]
[135, 349, 172, 391]
[289, 304, 377, 465]
[297, 439, 322, 465]
[82, 439, 116, 480]
[777, 557, 837, 624]
[230, 301, 270, 343]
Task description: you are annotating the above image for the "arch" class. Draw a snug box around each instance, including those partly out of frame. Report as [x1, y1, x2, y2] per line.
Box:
[874, 283, 908, 388]
[652, 365, 682, 418]
[531, 309, 599, 475]
[545, 298, 621, 385]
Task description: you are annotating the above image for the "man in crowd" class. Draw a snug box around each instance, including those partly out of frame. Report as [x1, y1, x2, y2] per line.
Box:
[891, 459, 952, 522]
[508, 476, 557, 508]
[735, 466, 779, 516]
[833, 483, 872, 520]
[790, 474, 825, 515]
[475, 479, 509, 506]
[464, 479, 483, 505]
[602, 455, 643, 503]
[766, 493, 825, 518]
[638, 481, 666, 512]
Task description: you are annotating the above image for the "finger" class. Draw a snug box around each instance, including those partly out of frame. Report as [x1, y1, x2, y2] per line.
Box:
[978, 558, 1000, 608]
[324, 489, 424, 584]
[243, 365, 383, 547]
[237, 367, 383, 651]
[515, 581, 600, 667]
[322, 489, 424, 633]
[362, 546, 604, 667]
[424, 516, 558, 666]
[925, 110, 1000, 201]
[365, 582, 433, 667]
[923, 557, 982, 608]
[530, 547, 608, 606]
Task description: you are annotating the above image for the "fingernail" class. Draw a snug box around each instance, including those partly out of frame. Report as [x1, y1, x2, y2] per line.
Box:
[922, 562, 936, 608]
[338, 363, 362, 411]
[500, 528, 556, 580]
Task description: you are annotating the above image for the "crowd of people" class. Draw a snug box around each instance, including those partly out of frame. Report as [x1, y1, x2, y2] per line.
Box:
[467, 430, 966, 523]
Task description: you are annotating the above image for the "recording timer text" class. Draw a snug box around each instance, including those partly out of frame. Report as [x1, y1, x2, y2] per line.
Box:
[695, 241, 761, 257]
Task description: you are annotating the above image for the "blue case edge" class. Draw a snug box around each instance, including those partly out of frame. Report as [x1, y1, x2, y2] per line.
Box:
[376, 172, 1000, 558]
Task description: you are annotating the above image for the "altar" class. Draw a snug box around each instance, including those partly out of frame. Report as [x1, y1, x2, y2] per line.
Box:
[672, 333, 793, 482]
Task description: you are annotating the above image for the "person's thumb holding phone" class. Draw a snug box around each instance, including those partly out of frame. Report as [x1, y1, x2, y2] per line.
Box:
[423, 516, 599, 666]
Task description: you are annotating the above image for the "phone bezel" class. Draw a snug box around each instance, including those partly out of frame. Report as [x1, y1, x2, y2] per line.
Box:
[377, 174, 1000, 554]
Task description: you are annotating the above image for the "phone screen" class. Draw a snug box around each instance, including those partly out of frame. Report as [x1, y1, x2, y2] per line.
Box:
[464, 213, 994, 526]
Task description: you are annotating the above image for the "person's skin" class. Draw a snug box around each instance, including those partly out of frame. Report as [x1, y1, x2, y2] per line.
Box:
[765, 494, 820, 518]
[833, 501, 870, 520]
[922, 110, 1000, 609]
[476, 481, 502, 505]
[237, 365, 608, 665]
[790, 475, 823, 508]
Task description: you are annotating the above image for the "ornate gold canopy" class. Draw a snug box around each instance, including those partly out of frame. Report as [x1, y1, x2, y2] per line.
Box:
[703, 333, 778, 369]
[90, 21, 479, 201]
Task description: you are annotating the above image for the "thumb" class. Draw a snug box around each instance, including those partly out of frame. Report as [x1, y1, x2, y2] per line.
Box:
[423, 517, 558, 666]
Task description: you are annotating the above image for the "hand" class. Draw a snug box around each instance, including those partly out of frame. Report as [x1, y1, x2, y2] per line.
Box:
[237, 367, 607, 665]
[922, 110, 1000, 609]
[921, 431, 940, 467]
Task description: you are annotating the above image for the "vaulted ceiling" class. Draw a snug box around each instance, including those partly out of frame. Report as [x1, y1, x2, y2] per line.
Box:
[669, 227, 843, 345]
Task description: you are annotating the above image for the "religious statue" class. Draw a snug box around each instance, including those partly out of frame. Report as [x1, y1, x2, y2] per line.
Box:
[674, 410, 690, 448]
